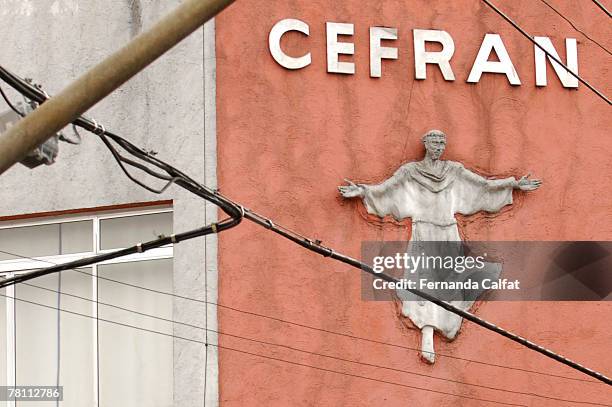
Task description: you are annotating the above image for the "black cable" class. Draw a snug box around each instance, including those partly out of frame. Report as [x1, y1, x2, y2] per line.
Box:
[537, 0, 611, 57]
[98, 131, 179, 194]
[0, 292, 534, 407]
[215, 346, 526, 407]
[15, 280, 610, 406]
[480, 0, 611, 105]
[0, 84, 24, 117]
[0, 65, 610, 385]
[0, 220, 237, 289]
[0, 65, 235, 214]
[58, 124, 82, 145]
[592, 0, 612, 18]
[249, 210, 612, 385]
[1, 82, 80, 145]
[0, 248, 600, 385]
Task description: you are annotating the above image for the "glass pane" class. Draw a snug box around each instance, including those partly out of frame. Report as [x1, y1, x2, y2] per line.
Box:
[15, 272, 58, 407]
[58, 269, 96, 407]
[60, 221, 93, 254]
[0, 224, 60, 261]
[100, 212, 173, 250]
[0, 282, 6, 407]
[15, 269, 95, 407]
[98, 259, 173, 407]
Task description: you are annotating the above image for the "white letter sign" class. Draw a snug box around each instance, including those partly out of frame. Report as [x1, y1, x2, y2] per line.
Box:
[534, 37, 578, 88]
[269, 19, 311, 70]
[467, 33, 521, 85]
[413, 29, 456, 81]
[370, 27, 398, 78]
[326, 22, 355, 74]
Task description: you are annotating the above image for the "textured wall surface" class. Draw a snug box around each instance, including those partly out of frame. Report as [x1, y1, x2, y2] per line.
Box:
[0, 1, 216, 406]
[216, 1, 611, 405]
[0, 0, 204, 213]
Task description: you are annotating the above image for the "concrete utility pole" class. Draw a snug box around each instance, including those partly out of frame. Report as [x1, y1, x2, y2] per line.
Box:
[0, 0, 234, 175]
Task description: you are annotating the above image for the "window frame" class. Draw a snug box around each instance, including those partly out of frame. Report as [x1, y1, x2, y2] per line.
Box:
[0, 206, 174, 407]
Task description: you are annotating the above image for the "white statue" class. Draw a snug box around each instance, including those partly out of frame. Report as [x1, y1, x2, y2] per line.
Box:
[339, 129, 541, 363]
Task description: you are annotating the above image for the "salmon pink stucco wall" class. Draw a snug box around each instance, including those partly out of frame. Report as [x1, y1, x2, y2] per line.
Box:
[215, 1, 611, 405]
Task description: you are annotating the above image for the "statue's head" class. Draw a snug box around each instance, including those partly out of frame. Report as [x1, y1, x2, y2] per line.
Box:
[422, 129, 447, 160]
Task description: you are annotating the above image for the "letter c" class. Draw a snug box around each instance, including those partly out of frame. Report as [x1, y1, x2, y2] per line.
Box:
[269, 19, 311, 70]
[373, 279, 383, 289]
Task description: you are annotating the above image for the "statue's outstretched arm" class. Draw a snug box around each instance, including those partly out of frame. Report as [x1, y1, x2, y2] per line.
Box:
[338, 166, 408, 199]
[338, 179, 366, 198]
[514, 173, 542, 191]
[460, 166, 542, 191]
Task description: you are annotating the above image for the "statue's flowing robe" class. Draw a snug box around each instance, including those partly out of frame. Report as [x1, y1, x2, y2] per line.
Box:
[362, 160, 515, 339]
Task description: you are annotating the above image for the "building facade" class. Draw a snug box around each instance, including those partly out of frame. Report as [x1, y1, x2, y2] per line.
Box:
[0, 1, 218, 406]
[0, 0, 611, 406]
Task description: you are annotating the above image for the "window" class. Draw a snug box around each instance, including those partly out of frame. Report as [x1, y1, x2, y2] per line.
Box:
[0, 206, 173, 407]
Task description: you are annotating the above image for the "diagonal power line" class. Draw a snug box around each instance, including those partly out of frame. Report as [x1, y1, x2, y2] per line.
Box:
[481, 0, 611, 105]
[537, 0, 611, 56]
[0, 250, 600, 384]
[0, 293, 532, 406]
[0, 66, 610, 385]
[7, 277, 608, 405]
[10, 291, 610, 407]
[0, 220, 240, 288]
[0, 247, 599, 384]
[592, 0, 612, 18]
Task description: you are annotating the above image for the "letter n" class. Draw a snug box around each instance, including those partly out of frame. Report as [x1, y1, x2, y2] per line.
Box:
[534, 37, 578, 88]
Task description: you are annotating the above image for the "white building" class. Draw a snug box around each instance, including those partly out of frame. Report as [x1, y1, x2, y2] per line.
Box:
[0, 1, 218, 406]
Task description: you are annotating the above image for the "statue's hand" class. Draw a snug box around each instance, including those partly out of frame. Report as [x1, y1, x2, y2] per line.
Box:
[516, 173, 542, 191]
[338, 179, 365, 198]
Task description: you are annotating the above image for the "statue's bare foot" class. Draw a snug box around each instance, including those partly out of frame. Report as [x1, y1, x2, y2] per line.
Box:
[401, 300, 411, 317]
[421, 325, 435, 364]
